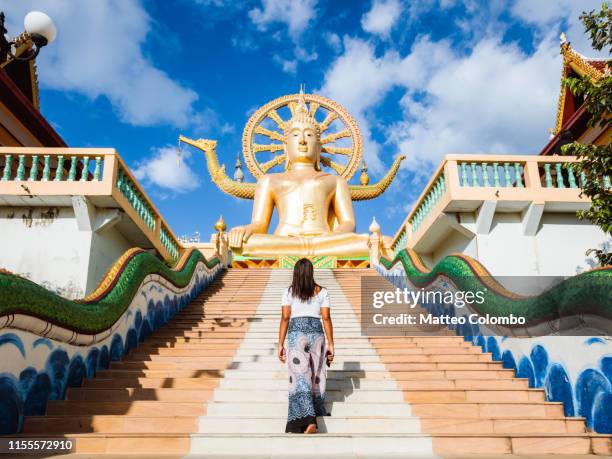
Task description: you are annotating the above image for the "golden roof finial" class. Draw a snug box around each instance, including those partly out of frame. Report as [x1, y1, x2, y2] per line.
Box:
[360, 160, 369, 186]
[369, 216, 381, 234]
[233, 152, 244, 182]
[214, 215, 226, 232]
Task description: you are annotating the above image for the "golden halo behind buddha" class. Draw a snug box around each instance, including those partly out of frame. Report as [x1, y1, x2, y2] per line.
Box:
[242, 93, 363, 180]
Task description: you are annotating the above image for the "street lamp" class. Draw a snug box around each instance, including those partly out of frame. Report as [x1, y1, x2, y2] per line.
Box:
[0, 10, 56, 68]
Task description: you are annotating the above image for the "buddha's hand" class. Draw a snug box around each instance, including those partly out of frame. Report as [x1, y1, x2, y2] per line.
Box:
[228, 225, 254, 249]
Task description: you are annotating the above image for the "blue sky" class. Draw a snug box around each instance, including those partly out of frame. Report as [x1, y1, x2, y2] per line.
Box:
[1, 0, 605, 241]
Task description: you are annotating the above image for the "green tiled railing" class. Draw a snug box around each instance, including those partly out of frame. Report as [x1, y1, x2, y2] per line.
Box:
[1, 152, 103, 182]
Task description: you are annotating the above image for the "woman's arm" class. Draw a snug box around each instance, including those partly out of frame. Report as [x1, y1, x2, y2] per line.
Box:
[278, 306, 291, 362]
[321, 307, 334, 362]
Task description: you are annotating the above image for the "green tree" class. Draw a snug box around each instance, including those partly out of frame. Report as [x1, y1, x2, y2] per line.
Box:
[562, 1, 612, 266]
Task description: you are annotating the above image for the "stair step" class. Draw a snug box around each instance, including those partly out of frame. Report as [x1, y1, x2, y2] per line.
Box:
[211, 388, 405, 403]
[122, 353, 491, 363]
[217, 378, 399, 390]
[198, 416, 422, 434]
[397, 379, 529, 390]
[421, 417, 586, 434]
[66, 387, 216, 401]
[205, 401, 412, 417]
[6, 433, 610, 456]
[46, 401, 206, 416]
[23, 415, 199, 434]
[411, 402, 565, 418]
[402, 389, 545, 403]
[216, 369, 517, 380]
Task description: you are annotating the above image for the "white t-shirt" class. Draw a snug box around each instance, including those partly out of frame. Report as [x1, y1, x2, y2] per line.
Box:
[281, 286, 330, 318]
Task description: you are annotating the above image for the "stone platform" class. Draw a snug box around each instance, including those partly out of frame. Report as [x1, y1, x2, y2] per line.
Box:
[231, 255, 370, 269]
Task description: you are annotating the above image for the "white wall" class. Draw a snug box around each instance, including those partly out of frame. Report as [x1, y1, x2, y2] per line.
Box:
[424, 229, 477, 268]
[87, 229, 132, 293]
[0, 206, 131, 298]
[0, 207, 91, 298]
[477, 213, 539, 276]
[536, 213, 609, 275]
[417, 210, 609, 278]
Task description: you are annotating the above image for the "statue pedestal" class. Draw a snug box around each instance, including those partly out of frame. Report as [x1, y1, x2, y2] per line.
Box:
[229, 222, 384, 269]
[231, 254, 369, 269]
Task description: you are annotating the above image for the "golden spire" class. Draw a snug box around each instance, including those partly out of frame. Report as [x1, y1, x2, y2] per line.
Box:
[296, 83, 307, 115]
[360, 160, 369, 186]
[214, 215, 226, 232]
[233, 152, 244, 183]
[285, 85, 320, 137]
[369, 216, 381, 234]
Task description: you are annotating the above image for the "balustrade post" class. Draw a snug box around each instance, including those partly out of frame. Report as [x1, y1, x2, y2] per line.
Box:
[544, 164, 553, 187]
[42, 155, 51, 181]
[567, 165, 577, 188]
[79, 156, 90, 181]
[482, 162, 489, 186]
[2, 154, 12, 180]
[503, 162, 511, 187]
[492, 162, 500, 187]
[54, 155, 64, 181]
[470, 162, 478, 186]
[460, 162, 468, 186]
[68, 156, 77, 181]
[28, 155, 39, 181]
[555, 163, 566, 188]
[16, 155, 26, 181]
[514, 163, 524, 187]
[93, 157, 102, 181]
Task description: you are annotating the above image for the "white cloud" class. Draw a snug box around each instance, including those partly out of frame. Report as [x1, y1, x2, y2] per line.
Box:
[318, 36, 452, 173]
[273, 55, 298, 74]
[319, 0, 606, 178]
[0, 0, 201, 127]
[133, 146, 201, 193]
[324, 32, 342, 52]
[248, 0, 318, 39]
[392, 36, 560, 170]
[248, 0, 319, 73]
[294, 46, 318, 62]
[361, 0, 402, 38]
[511, 0, 606, 56]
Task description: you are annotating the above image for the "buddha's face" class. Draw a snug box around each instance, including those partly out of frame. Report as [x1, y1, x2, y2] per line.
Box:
[284, 121, 321, 167]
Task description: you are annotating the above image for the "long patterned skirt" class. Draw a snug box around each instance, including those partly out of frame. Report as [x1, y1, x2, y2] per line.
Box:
[285, 316, 328, 433]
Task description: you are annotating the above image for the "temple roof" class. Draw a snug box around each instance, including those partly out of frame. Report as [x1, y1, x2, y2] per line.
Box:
[0, 44, 65, 147]
[554, 38, 610, 135]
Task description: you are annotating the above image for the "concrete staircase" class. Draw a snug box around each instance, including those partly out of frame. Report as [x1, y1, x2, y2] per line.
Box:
[19, 268, 611, 457]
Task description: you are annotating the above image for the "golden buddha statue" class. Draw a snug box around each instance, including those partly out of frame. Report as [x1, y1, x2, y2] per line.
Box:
[179, 90, 404, 258]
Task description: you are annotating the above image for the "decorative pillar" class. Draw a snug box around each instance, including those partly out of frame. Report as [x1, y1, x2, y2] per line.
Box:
[368, 217, 382, 268]
[214, 215, 229, 267]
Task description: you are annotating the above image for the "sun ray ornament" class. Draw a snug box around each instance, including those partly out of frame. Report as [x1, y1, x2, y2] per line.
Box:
[178, 89, 405, 201]
[242, 87, 363, 180]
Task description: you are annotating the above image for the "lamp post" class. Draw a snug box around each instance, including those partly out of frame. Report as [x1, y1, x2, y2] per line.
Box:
[1, 10, 57, 68]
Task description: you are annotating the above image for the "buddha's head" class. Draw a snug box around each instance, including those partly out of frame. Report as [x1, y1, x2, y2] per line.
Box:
[284, 90, 321, 171]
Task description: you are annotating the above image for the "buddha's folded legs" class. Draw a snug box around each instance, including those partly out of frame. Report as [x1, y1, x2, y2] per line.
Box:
[238, 232, 370, 258]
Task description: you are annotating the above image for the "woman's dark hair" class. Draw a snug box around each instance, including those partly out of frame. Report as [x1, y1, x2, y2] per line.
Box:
[289, 258, 320, 302]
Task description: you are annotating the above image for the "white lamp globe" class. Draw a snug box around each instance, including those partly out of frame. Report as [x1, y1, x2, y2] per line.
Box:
[24, 11, 57, 45]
